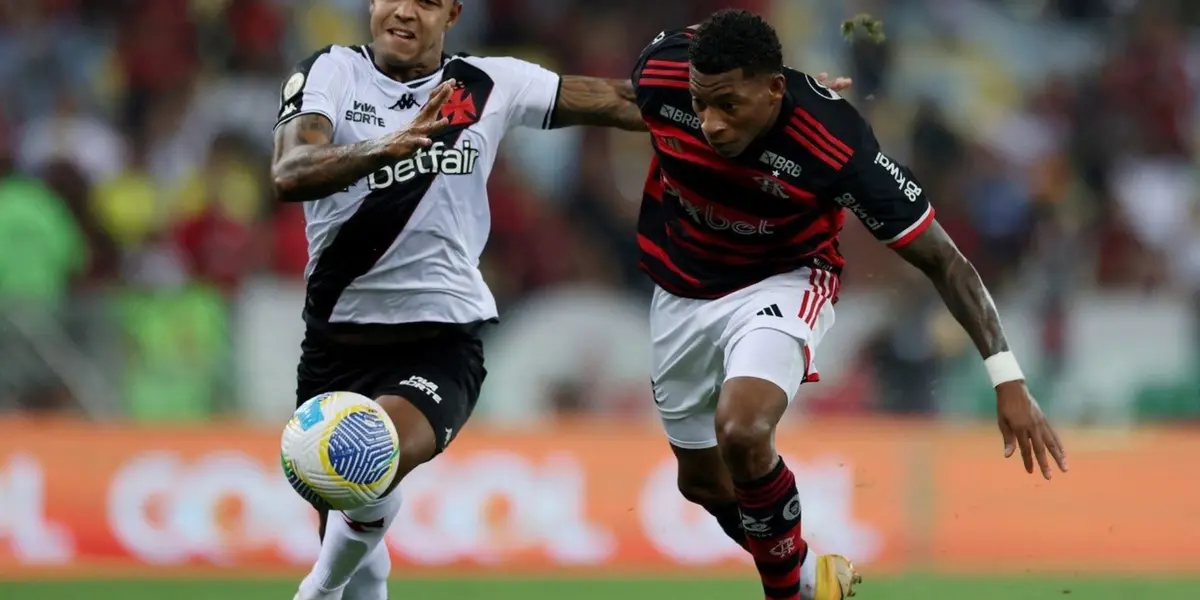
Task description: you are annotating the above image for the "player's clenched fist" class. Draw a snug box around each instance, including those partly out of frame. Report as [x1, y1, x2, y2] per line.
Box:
[996, 381, 1068, 480]
[383, 79, 456, 157]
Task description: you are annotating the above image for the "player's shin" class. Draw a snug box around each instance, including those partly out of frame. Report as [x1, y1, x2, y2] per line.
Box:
[299, 491, 403, 600]
[342, 542, 391, 600]
[717, 375, 808, 600]
[673, 446, 750, 550]
[732, 457, 809, 600]
[702, 502, 750, 550]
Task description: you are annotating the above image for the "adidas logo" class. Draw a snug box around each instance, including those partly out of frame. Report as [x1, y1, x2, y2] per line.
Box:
[756, 304, 783, 317]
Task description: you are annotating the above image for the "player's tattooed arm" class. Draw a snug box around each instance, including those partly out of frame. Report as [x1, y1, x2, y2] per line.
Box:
[550, 76, 647, 132]
[272, 81, 453, 202]
[271, 114, 393, 202]
[893, 221, 1009, 358]
[896, 217, 1066, 479]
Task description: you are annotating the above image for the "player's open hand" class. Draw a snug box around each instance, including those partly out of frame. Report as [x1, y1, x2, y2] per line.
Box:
[385, 79, 455, 157]
[996, 381, 1068, 480]
[816, 72, 853, 93]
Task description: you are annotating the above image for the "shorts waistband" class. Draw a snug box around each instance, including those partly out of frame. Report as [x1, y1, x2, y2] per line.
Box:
[305, 319, 491, 345]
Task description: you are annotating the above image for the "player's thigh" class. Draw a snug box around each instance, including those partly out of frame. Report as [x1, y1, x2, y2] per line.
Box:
[297, 327, 486, 483]
[715, 266, 835, 411]
[369, 328, 486, 465]
[650, 287, 724, 450]
[720, 327, 810, 418]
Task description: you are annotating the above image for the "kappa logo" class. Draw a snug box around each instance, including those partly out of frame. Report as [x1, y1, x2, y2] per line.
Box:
[389, 93, 418, 111]
[439, 86, 479, 126]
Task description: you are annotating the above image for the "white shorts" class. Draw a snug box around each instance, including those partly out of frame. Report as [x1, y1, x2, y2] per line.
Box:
[649, 268, 838, 449]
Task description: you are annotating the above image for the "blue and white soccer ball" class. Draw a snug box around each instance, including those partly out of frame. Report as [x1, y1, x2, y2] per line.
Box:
[280, 392, 401, 511]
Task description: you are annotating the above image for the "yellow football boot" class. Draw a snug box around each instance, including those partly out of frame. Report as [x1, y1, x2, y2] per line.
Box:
[813, 554, 862, 599]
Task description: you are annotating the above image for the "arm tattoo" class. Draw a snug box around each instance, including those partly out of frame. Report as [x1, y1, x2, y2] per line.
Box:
[893, 221, 1009, 358]
[270, 114, 393, 202]
[549, 76, 647, 132]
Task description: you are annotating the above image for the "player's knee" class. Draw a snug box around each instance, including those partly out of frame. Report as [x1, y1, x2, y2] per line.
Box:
[715, 377, 786, 471]
[715, 415, 773, 461]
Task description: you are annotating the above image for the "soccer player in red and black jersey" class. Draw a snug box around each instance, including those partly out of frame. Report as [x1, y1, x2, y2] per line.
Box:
[632, 10, 1068, 600]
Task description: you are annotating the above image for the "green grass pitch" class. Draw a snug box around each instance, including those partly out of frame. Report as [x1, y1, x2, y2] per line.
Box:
[3, 576, 1198, 600]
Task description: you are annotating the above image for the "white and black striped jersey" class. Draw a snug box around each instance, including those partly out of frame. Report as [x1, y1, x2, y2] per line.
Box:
[274, 44, 560, 329]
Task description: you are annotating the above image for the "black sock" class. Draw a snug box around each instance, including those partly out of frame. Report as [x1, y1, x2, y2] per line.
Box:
[703, 502, 749, 550]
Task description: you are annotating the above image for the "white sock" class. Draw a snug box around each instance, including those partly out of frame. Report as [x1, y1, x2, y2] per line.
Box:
[799, 545, 818, 600]
[342, 542, 391, 600]
[297, 491, 403, 600]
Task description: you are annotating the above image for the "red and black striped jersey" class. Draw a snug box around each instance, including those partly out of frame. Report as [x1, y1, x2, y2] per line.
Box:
[632, 29, 935, 299]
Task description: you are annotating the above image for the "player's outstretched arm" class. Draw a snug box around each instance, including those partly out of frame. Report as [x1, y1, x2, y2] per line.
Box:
[893, 222, 1007, 357]
[271, 81, 455, 202]
[272, 114, 393, 202]
[894, 223, 1068, 480]
[549, 76, 647, 132]
[546, 74, 849, 132]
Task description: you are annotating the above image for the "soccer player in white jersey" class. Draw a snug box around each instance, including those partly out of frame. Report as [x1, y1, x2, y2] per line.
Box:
[269, 1, 664, 598]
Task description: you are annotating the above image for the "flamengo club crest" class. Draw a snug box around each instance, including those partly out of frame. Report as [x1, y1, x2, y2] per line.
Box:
[754, 174, 789, 199]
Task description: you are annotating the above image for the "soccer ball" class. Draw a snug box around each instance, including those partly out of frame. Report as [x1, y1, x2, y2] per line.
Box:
[280, 392, 401, 511]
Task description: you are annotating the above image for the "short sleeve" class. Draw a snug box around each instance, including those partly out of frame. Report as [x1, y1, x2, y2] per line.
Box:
[631, 29, 692, 100]
[473, 56, 561, 130]
[275, 47, 350, 131]
[829, 127, 935, 249]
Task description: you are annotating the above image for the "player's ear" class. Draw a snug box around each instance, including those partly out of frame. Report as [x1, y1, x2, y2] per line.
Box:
[768, 73, 786, 101]
[446, 0, 461, 29]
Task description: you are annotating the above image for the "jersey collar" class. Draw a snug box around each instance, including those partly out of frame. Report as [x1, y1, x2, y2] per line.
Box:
[361, 44, 450, 87]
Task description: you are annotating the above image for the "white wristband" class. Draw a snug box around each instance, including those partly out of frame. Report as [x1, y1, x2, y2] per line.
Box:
[984, 351, 1024, 387]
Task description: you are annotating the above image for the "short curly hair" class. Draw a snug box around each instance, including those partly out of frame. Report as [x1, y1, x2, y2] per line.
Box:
[689, 9, 783, 77]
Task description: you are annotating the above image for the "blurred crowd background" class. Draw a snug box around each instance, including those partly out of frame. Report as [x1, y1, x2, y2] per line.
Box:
[2, 0, 1199, 424]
